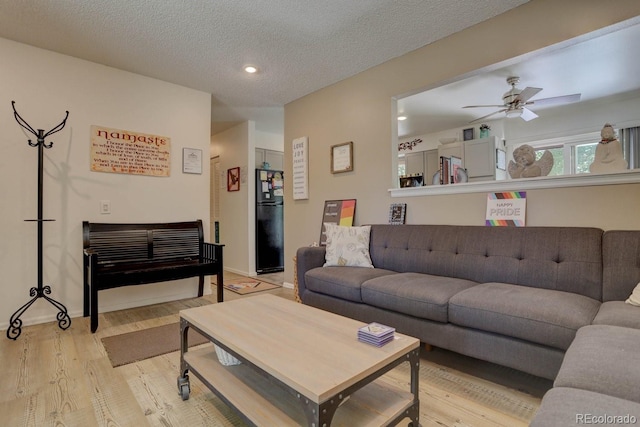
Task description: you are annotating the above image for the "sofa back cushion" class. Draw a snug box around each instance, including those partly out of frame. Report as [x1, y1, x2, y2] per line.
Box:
[602, 230, 640, 302]
[369, 225, 603, 300]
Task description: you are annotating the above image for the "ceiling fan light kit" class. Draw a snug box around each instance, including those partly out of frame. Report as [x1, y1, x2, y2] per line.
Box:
[464, 76, 581, 123]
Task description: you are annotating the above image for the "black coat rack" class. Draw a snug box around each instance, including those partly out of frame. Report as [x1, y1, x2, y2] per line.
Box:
[7, 101, 71, 340]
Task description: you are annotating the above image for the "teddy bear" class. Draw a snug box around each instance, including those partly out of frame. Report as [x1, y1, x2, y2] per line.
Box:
[508, 144, 554, 179]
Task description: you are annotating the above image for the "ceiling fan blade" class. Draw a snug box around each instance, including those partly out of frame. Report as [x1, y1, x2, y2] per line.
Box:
[463, 104, 505, 109]
[526, 93, 581, 107]
[520, 107, 538, 122]
[469, 109, 506, 123]
[514, 86, 542, 103]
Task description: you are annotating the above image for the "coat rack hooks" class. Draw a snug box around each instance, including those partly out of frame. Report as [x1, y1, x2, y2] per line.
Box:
[7, 101, 71, 340]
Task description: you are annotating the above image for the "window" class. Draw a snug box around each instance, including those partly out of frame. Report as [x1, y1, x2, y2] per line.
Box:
[398, 157, 406, 177]
[514, 131, 602, 177]
[517, 127, 640, 176]
[574, 143, 598, 174]
[534, 146, 564, 176]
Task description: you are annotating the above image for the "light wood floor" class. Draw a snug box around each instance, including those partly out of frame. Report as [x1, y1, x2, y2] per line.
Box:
[0, 272, 547, 426]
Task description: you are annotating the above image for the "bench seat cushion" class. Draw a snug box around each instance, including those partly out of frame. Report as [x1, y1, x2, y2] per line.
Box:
[592, 301, 640, 329]
[531, 387, 640, 427]
[554, 325, 640, 403]
[448, 282, 600, 350]
[304, 267, 396, 303]
[361, 272, 479, 323]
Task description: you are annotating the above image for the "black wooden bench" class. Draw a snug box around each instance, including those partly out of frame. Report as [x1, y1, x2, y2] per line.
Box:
[83, 220, 224, 332]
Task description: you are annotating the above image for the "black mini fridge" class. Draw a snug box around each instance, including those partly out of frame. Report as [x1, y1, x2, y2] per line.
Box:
[255, 169, 284, 273]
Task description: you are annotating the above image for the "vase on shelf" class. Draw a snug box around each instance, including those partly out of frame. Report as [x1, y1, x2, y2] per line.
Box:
[479, 129, 490, 138]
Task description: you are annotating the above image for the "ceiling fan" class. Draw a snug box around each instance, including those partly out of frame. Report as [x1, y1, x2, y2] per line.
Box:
[463, 76, 581, 123]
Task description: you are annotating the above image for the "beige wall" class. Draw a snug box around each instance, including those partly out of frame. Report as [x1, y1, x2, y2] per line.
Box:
[1, 38, 212, 329]
[283, 0, 640, 284]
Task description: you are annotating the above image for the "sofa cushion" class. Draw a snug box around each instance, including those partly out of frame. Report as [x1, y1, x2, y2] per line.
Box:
[448, 282, 600, 350]
[531, 387, 640, 427]
[592, 301, 640, 329]
[361, 272, 478, 323]
[554, 325, 640, 403]
[304, 267, 396, 303]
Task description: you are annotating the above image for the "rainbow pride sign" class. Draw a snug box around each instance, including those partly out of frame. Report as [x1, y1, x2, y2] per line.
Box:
[486, 192, 526, 226]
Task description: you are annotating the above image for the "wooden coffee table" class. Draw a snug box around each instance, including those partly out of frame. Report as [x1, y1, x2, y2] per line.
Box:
[177, 294, 420, 426]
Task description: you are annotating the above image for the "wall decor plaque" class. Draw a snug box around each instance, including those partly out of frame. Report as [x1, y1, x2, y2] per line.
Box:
[90, 125, 171, 176]
[331, 141, 353, 173]
[292, 136, 309, 200]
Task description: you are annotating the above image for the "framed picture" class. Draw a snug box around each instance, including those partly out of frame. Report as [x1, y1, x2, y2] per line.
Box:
[496, 149, 506, 170]
[227, 167, 240, 191]
[389, 203, 406, 225]
[331, 141, 353, 173]
[182, 148, 202, 174]
[319, 199, 356, 245]
[463, 128, 475, 141]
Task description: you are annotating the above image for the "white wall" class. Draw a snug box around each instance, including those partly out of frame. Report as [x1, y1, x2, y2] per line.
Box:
[211, 122, 256, 276]
[1, 38, 212, 330]
[255, 129, 285, 151]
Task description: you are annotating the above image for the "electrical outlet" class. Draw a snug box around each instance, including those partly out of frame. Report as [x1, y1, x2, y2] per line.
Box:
[100, 200, 111, 214]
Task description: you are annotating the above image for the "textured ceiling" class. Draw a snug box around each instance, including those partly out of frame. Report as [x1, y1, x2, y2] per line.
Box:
[0, 0, 528, 131]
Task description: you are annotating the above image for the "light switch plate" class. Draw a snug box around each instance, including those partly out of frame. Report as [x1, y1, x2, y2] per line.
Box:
[100, 200, 111, 214]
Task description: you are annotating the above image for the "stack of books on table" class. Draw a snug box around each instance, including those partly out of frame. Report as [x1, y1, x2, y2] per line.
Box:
[357, 322, 395, 347]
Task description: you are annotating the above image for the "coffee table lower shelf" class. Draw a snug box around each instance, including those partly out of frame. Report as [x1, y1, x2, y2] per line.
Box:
[181, 345, 417, 426]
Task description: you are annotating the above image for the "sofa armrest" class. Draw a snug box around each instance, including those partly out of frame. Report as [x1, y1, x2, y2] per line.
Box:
[296, 246, 326, 298]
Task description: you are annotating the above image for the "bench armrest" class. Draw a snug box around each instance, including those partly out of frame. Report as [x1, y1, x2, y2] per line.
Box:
[202, 242, 224, 262]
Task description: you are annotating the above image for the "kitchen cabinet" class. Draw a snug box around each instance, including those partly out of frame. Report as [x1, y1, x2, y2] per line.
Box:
[463, 136, 506, 182]
[400, 137, 506, 187]
[404, 149, 439, 185]
[255, 149, 284, 170]
[437, 141, 464, 165]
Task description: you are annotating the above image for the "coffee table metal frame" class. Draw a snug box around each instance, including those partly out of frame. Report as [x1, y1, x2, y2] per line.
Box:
[177, 311, 420, 426]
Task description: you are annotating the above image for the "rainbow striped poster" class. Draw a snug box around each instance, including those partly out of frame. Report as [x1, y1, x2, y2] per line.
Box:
[319, 199, 357, 245]
[486, 192, 526, 226]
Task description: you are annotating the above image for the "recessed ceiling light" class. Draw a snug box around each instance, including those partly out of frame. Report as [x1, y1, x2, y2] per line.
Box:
[244, 65, 258, 74]
[397, 115, 407, 121]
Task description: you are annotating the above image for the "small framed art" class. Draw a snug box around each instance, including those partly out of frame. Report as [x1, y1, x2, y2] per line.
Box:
[227, 167, 240, 191]
[331, 141, 353, 173]
[182, 148, 202, 174]
[389, 203, 407, 225]
[463, 128, 475, 141]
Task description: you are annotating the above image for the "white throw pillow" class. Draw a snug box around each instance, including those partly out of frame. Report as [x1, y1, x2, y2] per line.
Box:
[323, 223, 373, 268]
[625, 282, 640, 307]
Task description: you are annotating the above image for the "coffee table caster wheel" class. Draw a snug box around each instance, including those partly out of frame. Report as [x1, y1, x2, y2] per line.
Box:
[180, 384, 190, 400]
[177, 375, 190, 401]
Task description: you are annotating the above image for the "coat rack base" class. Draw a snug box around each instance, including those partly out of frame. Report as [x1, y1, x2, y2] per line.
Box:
[7, 286, 71, 340]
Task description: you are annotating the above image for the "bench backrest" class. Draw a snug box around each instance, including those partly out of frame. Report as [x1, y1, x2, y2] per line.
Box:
[369, 224, 604, 301]
[83, 220, 204, 264]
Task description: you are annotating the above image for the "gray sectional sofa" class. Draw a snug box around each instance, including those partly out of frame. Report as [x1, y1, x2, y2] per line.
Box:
[295, 225, 640, 423]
